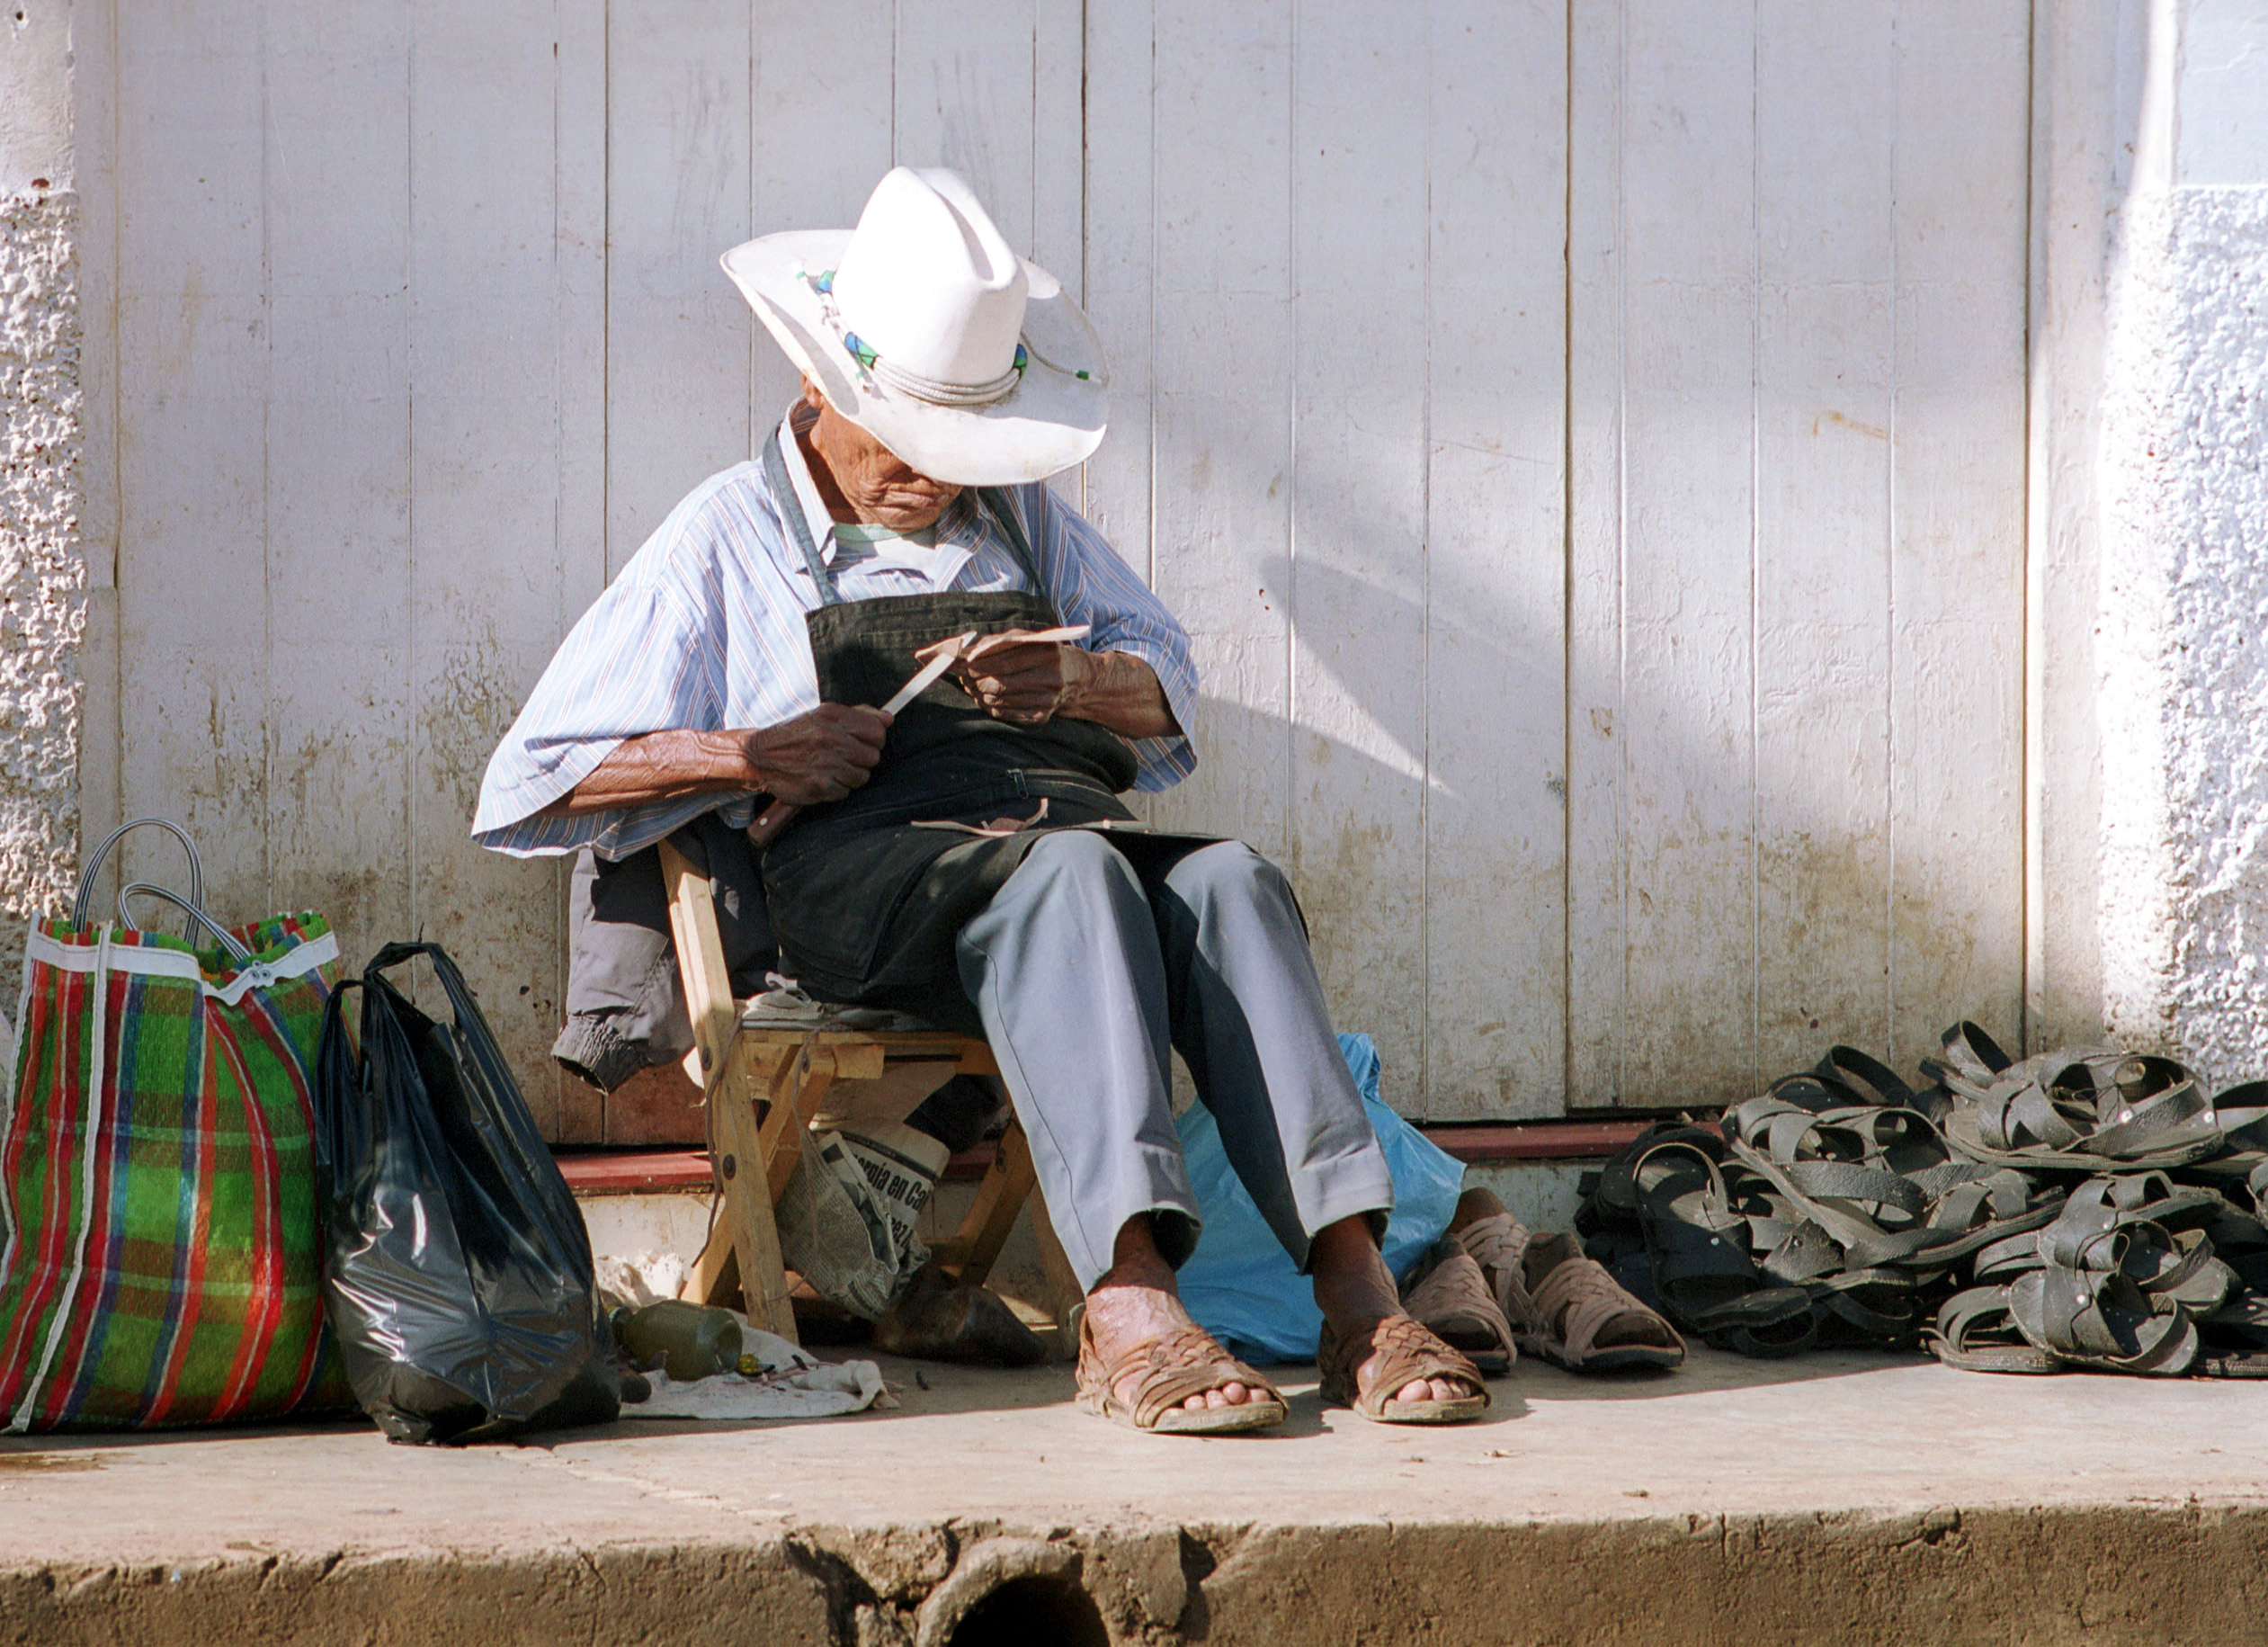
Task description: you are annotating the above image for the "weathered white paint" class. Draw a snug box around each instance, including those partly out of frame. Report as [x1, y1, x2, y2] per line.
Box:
[60, 0, 2058, 1127]
[1113, 0, 1571, 1119]
[0, 0, 74, 197]
[1569, 0, 2032, 1107]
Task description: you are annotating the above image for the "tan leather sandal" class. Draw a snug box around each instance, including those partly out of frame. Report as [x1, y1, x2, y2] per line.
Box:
[1074, 1314, 1288, 1435]
[1400, 1239, 1515, 1374]
[1462, 1217, 1685, 1373]
[1317, 1315, 1489, 1424]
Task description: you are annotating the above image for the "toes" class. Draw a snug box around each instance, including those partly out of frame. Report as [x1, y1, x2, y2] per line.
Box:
[1180, 1383, 1255, 1412]
[1388, 1375, 1476, 1405]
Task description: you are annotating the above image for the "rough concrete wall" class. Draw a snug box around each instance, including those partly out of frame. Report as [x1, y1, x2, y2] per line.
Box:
[0, 183, 82, 1005]
[2087, 1, 2268, 1081]
[2154, 187, 2268, 1078]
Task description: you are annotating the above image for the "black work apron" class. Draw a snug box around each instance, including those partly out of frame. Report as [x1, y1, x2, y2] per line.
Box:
[755, 432, 1219, 1026]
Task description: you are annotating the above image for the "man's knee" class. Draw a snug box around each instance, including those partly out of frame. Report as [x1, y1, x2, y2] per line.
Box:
[1015, 828, 1145, 901]
[1168, 839, 1290, 908]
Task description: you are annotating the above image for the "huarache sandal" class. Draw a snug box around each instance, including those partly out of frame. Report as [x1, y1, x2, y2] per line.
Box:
[1317, 1315, 1489, 1425]
[1451, 1201, 1685, 1373]
[1940, 1046, 2224, 1170]
[1924, 1284, 2067, 1374]
[1627, 1136, 1817, 1356]
[1506, 1231, 1685, 1372]
[1074, 1314, 1288, 1435]
[2007, 1267, 2201, 1375]
[1400, 1239, 1515, 1375]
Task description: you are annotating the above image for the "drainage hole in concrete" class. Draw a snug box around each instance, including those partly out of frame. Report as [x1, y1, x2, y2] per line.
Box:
[945, 1574, 1107, 1647]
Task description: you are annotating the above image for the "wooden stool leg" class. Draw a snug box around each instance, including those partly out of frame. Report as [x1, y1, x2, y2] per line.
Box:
[659, 839, 799, 1345]
[936, 1120, 1039, 1288]
[681, 1214, 741, 1307]
[1025, 1179, 1089, 1346]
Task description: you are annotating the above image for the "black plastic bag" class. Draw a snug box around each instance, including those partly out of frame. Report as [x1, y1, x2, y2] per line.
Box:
[314, 942, 619, 1444]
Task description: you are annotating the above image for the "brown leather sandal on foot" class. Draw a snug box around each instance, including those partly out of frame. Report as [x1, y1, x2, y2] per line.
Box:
[1074, 1314, 1288, 1435]
[1317, 1315, 1489, 1424]
[1401, 1240, 1516, 1375]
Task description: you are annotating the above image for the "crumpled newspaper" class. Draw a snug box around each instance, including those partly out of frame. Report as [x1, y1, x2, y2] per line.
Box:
[741, 974, 934, 1032]
[618, 1322, 894, 1421]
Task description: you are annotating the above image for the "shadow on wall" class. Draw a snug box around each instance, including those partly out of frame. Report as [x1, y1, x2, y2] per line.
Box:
[1139, 514, 2022, 1112]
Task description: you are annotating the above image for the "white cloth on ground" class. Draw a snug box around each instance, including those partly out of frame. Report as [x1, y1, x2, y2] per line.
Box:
[616, 1324, 892, 1421]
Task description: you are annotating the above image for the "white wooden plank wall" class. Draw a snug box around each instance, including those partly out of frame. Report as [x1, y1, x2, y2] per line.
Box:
[1568, 0, 2031, 1107]
[109, 1, 608, 1136]
[1119, 0, 1571, 1118]
[86, 0, 2031, 1126]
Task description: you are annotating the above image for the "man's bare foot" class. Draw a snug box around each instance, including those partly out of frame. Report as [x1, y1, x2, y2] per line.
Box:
[1309, 1215, 1480, 1407]
[1084, 1216, 1266, 1414]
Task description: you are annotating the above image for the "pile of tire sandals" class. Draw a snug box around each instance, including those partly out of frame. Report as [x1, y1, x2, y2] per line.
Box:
[1574, 1022, 2268, 1377]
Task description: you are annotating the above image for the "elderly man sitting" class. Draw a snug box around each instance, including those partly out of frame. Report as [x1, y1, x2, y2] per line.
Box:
[475, 168, 1486, 1432]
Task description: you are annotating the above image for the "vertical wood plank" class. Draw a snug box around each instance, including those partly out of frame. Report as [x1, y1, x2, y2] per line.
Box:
[1288, 0, 1431, 1104]
[1567, 0, 1630, 1105]
[606, 3, 754, 577]
[1422, 0, 1569, 1119]
[1573, 0, 2031, 1105]
[76, 0, 121, 862]
[552, 0, 612, 1141]
[113, 0, 270, 922]
[1031, 0, 1085, 522]
[749, 0, 895, 431]
[261, 0, 414, 968]
[1751, 0, 1896, 1078]
[1572, 0, 1761, 1105]
[406, 4, 574, 1130]
[891, 0, 1037, 252]
[1031, 0, 1085, 292]
[1080, 0, 1156, 594]
[1144, 0, 1295, 861]
[1888, 0, 2031, 1070]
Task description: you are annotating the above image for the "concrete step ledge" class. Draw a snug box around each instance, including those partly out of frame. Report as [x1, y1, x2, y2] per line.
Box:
[6, 1349, 2267, 1645]
[6, 1503, 2264, 1645]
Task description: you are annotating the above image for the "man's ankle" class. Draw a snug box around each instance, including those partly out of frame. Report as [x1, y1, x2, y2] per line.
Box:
[1089, 1250, 1177, 1299]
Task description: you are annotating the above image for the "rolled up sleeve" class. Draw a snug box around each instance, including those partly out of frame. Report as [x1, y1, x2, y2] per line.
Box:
[1022, 484, 1200, 791]
[471, 575, 727, 859]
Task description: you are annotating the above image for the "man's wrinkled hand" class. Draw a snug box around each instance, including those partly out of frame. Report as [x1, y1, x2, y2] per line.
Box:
[953, 633, 1097, 727]
[745, 703, 891, 803]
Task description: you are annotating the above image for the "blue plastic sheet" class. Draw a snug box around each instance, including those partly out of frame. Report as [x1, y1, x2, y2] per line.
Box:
[1171, 1033, 1466, 1365]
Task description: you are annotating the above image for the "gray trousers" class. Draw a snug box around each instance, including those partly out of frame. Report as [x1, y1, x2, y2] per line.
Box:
[954, 831, 1395, 1292]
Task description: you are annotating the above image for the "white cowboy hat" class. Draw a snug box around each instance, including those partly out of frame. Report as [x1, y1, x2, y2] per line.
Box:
[721, 167, 1108, 487]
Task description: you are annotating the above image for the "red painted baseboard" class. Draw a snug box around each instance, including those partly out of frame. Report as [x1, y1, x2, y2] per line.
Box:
[554, 1117, 1681, 1196]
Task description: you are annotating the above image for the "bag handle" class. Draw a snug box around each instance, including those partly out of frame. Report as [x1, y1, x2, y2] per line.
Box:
[71, 818, 222, 946]
[116, 882, 253, 964]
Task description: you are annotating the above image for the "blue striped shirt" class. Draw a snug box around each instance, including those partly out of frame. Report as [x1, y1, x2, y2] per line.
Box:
[472, 415, 1198, 860]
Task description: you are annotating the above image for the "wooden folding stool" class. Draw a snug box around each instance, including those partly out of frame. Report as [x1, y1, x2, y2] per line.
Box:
[656, 840, 1075, 1346]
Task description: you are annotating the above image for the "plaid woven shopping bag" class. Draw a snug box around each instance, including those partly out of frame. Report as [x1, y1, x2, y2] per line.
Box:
[0, 821, 352, 1430]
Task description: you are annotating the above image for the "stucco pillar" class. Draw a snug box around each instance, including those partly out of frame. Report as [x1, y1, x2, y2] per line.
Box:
[0, 0, 81, 1002]
[2035, 0, 2268, 1080]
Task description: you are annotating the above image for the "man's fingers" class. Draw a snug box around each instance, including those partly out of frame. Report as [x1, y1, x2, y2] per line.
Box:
[817, 703, 893, 746]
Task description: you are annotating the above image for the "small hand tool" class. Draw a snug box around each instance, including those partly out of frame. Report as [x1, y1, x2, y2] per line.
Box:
[746, 630, 981, 847]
